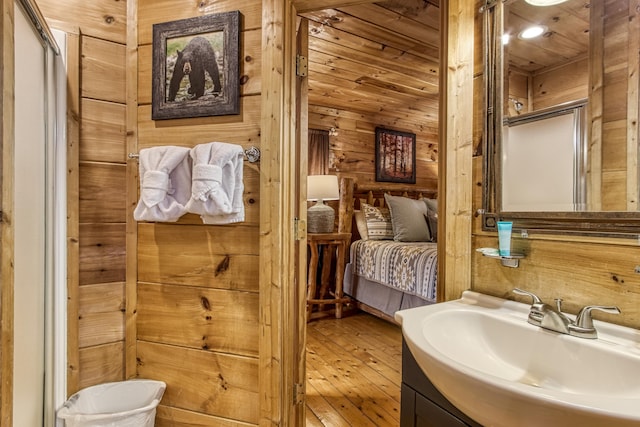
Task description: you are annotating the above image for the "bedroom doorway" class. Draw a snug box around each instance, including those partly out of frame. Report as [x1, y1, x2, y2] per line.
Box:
[295, 0, 443, 424]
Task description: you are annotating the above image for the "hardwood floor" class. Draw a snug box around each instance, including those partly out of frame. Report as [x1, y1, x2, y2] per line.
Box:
[305, 312, 402, 426]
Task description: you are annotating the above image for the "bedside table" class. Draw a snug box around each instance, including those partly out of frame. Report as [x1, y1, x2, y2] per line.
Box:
[306, 232, 352, 320]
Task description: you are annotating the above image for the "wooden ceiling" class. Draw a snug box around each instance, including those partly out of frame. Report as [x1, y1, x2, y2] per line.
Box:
[302, 1, 441, 135]
[506, 0, 590, 74]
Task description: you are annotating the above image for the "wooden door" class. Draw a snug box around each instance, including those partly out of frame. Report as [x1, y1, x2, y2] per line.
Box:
[292, 16, 309, 425]
[259, 2, 311, 425]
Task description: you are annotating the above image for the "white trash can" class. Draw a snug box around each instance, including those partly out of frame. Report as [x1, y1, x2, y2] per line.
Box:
[57, 379, 166, 427]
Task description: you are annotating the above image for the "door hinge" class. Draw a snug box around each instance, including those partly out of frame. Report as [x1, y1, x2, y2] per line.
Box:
[296, 54, 308, 77]
[294, 217, 307, 241]
[294, 383, 305, 405]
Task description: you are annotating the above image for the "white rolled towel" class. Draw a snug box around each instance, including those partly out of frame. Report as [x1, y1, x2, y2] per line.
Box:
[186, 142, 245, 224]
[133, 146, 191, 222]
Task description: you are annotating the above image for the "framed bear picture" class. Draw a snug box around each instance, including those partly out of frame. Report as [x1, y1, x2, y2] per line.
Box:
[152, 11, 240, 120]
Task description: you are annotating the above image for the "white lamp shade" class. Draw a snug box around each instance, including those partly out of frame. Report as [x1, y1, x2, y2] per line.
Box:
[307, 175, 339, 201]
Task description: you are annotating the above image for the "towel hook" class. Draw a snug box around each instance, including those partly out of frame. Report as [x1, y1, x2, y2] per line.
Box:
[244, 146, 260, 163]
[127, 146, 261, 163]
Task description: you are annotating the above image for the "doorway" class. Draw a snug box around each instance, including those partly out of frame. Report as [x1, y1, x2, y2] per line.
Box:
[298, 1, 441, 424]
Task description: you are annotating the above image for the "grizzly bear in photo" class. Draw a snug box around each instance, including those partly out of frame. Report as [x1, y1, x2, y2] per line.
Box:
[168, 36, 222, 101]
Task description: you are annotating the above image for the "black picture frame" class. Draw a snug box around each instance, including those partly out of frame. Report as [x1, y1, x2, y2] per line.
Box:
[152, 11, 240, 120]
[375, 127, 416, 184]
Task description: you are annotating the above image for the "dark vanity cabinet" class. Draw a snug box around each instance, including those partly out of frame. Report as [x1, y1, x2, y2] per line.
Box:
[401, 340, 483, 427]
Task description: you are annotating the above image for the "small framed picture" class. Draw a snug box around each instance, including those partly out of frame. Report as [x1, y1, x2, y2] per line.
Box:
[152, 11, 240, 120]
[375, 127, 416, 184]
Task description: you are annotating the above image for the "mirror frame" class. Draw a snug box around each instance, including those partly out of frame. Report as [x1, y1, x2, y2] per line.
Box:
[481, 0, 640, 237]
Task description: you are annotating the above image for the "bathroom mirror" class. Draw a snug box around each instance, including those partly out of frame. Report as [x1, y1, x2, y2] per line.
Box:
[482, 0, 640, 235]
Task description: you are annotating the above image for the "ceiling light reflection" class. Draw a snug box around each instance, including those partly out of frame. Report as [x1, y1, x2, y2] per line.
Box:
[519, 25, 546, 39]
[525, 0, 568, 5]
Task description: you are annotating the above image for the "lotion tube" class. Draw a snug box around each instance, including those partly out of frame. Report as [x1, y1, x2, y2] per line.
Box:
[497, 221, 512, 256]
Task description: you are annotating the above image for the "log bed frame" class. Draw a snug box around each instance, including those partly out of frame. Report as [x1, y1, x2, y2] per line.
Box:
[336, 178, 438, 323]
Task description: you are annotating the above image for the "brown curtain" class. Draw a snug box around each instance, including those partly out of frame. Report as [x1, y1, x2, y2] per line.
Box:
[308, 129, 330, 175]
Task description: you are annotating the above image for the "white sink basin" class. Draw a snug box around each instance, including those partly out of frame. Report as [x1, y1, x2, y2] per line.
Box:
[395, 291, 640, 427]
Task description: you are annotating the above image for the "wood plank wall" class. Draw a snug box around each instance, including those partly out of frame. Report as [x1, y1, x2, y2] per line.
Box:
[136, 0, 261, 424]
[508, 59, 588, 116]
[309, 107, 439, 189]
[39, 2, 263, 421]
[38, 0, 128, 394]
[600, 1, 638, 211]
[471, 1, 640, 330]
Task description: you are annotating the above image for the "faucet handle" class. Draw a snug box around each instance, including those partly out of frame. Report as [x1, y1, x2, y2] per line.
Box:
[554, 298, 564, 312]
[575, 305, 621, 329]
[513, 288, 543, 305]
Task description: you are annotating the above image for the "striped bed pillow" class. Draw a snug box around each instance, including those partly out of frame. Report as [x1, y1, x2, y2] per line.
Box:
[361, 203, 393, 240]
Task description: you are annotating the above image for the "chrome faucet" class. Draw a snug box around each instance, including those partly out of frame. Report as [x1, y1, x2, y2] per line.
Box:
[512, 288, 621, 339]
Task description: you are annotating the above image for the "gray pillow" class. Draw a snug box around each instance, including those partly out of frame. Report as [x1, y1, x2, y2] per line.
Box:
[423, 197, 438, 242]
[384, 194, 431, 242]
[423, 197, 438, 213]
[425, 210, 438, 242]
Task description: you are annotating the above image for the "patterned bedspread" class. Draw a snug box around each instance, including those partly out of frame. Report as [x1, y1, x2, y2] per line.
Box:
[350, 240, 438, 302]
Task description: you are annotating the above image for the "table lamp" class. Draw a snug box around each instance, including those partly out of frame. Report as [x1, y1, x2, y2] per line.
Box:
[307, 175, 339, 233]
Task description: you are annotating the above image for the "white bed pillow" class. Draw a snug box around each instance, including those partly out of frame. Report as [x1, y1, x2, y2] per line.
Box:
[384, 194, 431, 242]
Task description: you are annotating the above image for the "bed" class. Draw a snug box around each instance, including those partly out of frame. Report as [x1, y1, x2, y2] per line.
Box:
[340, 182, 439, 323]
